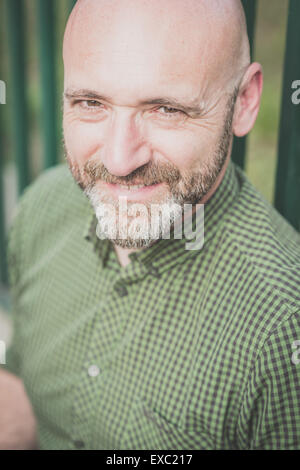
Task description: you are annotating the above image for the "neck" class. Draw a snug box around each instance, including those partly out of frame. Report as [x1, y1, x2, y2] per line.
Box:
[113, 244, 142, 268]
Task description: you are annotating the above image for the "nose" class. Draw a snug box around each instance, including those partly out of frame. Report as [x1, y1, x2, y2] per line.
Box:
[101, 110, 151, 177]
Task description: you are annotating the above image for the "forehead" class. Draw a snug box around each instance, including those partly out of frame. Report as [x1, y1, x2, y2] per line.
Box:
[63, 1, 232, 103]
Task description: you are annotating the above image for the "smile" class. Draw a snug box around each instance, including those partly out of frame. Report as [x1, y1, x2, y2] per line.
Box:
[105, 182, 163, 199]
[117, 184, 148, 191]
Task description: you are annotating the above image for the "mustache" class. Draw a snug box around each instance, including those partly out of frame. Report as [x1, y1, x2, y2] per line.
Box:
[83, 159, 182, 187]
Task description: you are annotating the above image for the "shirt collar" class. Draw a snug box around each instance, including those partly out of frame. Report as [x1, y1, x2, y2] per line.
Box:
[83, 159, 241, 273]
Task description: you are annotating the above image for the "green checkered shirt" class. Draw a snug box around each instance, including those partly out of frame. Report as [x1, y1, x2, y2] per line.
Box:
[2, 159, 300, 450]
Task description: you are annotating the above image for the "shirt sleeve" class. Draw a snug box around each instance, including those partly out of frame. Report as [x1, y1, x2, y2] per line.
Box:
[237, 311, 300, 449]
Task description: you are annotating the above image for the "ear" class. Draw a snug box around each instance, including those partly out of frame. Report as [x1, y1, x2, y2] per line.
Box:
[232, 62, 263, 137]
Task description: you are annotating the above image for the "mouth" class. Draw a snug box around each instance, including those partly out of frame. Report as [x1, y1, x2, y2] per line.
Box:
[114, 182, 154, 190]
[105, 182, 163, 199]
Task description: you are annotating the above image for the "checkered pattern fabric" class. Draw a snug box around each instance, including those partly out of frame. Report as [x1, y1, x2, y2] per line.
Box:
[1, 158, 300, 449]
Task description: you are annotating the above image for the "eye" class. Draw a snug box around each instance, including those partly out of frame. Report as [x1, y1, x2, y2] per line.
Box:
[73, 99, 104, 110]
[82, 100, 102, 108]
[157, 106, 185, 118]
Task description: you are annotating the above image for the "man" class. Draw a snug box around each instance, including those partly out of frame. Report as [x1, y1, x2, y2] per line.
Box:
[1, 0, 299, 450]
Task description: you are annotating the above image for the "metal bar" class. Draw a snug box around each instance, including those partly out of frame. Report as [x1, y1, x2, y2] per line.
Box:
[5, 0, 30, 195]
[231, 0, 257, 169]
[36, 0, 58, 169]
[274, 0, 300, 231]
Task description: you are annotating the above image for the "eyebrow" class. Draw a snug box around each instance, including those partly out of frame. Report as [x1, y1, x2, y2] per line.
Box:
[64, 89, 205, 115]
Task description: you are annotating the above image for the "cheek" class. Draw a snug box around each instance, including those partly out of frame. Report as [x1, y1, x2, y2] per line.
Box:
[63, 112, 219, 171]
[148, 127, 215, 172]
[63, 115, 102, 164]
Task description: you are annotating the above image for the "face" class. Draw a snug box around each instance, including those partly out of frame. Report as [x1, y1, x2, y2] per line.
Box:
[63, 1, 239, 248]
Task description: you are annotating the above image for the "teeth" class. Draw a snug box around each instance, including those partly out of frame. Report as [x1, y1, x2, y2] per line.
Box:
[118, 184, 146, 190]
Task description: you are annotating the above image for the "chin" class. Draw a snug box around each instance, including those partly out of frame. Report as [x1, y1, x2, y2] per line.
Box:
[110, 237, 157, 249]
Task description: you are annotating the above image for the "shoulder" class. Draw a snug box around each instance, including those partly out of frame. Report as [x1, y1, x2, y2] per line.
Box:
[223, 164, 300, 313]
[229, 164, 300, 249]
[15, 163, 82, 214]
[7, 164, 92, 275]
[10, 163, 90, 230]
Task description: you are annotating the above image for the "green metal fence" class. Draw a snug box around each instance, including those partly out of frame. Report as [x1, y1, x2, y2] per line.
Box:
[274, 0, 300, 230]
[0, 0, 299, 293]
[0, 0, 76, 291]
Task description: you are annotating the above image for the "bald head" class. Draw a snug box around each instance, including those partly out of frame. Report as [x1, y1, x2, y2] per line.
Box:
[63, 0, 250, 95]
[62, 0, 262, 250]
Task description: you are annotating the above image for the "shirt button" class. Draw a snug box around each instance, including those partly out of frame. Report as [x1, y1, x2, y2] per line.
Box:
[73, 440, 85, 449]
[114, 284, 128, 297]
[88, 364, 100, 377]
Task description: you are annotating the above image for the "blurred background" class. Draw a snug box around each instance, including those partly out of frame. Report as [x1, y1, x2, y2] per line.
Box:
[0, 0, 299, 342]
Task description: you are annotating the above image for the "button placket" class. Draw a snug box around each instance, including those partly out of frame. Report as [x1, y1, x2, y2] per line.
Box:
[71, 308, 107, 447]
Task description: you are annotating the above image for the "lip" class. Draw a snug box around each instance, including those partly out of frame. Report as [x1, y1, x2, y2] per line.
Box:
[105, 182, 163, 200]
